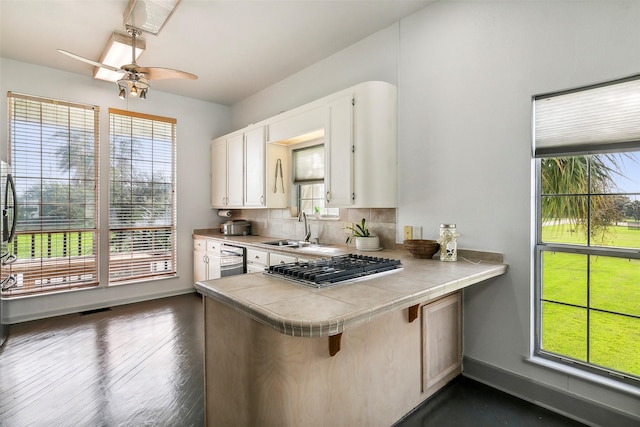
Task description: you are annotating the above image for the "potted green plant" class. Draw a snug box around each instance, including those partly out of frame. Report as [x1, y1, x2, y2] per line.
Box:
[345, 218, 380, 250]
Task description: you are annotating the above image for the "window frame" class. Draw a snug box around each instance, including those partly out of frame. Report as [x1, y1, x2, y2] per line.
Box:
[108, 108, 177, 284]
[5, 92, 100, 296]
[534, 159, 640, 386]
[291, 142, 339, 217]
[533, 78, 640, 385]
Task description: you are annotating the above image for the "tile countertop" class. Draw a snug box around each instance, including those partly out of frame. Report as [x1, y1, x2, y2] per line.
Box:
[193, 229, 508, 338]
[193, 228, 351, 258]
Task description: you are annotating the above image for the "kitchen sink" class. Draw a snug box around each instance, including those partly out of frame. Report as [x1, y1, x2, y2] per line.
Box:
[263, 240, 310, 248]
[262, 240, 343, 255]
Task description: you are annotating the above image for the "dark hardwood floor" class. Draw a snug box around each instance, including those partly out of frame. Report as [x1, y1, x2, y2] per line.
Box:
[395, 376, 586, 427]
[0, 293, 205, 427]
[1, 293, 585, 427]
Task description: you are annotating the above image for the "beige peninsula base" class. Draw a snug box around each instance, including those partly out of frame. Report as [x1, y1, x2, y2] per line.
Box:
[203, 291, 462, 426]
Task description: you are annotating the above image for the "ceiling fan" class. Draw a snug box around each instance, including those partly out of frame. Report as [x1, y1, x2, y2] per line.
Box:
[58, 26, 197, 99]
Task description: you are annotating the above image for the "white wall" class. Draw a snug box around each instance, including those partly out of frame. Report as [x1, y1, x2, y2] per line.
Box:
[0, 57, 230, 322]
[227, 1, 640, 421]
[399, 0, 640, 419]
[229, 23, 400, 130]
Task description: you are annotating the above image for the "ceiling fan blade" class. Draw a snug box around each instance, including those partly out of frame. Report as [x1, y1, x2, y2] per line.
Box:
[135, 66, 198, 80]
[57, 49, 123, 73]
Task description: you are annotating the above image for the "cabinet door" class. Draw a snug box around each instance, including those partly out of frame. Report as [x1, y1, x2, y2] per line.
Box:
[244, 127, 266, 207]
[227, 134, 245, 207]
[422, 292, 462, 396]
[325, 95, 354, 207]
[247, 263, 266, 274]
[206, 251, 221, 280]
[194, 249, 208, 283]
[269, 253, 296, 266]
[247, 248, 269, 267]
[211, 138, 228, 208]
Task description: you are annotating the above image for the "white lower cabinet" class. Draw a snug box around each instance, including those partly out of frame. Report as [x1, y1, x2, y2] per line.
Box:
[269, 253, 296, 266]
[193, 239, 222, 282]
[421, 291, 462, 397]
[246, 264, 266, 274]
[247, 248, 298, 272]
[194, 248, 208, 282]
[246, 248, 269, 273]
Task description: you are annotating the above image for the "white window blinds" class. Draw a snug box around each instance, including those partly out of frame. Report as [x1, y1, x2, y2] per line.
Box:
[109, 109, 176, 283]
[534, 75, 640, 157]
[7, 92, 99, 296]
[293, 144, 324, 184]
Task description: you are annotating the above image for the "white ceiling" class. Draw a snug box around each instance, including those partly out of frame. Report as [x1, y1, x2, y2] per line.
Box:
[0, 0, 433, 106]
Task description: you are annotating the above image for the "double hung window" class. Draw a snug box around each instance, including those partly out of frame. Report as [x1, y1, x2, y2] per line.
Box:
[3, 96, 177, 295]
[534, 77, 640, 384]
[6, 93, 99, 295]
[108, 109, 177, 283]
[293, 144, 338, 217]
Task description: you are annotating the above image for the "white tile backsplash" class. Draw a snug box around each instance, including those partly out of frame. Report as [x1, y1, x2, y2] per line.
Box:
[234, 208, 397, 248]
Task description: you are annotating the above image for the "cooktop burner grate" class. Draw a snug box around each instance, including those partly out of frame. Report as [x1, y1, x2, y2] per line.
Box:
[265, 254, 402, 288]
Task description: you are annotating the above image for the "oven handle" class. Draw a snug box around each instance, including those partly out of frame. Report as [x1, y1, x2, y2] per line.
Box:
[220, 249, 243, 257]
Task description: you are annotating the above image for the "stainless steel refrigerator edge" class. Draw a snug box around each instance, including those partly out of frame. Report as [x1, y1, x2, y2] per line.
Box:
[1, 160, 17, 346]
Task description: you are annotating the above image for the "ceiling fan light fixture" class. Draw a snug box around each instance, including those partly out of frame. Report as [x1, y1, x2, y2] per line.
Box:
[94, 32, 145, 82]
[117, 75, 150, 100]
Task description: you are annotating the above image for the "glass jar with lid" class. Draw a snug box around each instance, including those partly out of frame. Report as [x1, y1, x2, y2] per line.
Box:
[439, 224, 458, 262]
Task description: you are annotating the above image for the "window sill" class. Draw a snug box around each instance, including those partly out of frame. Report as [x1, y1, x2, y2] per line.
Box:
[525, 356, 640, 398]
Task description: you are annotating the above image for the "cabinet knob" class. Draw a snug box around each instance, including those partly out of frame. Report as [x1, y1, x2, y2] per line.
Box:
[326, 191, 330, 203]
[260, 195, 264, 205]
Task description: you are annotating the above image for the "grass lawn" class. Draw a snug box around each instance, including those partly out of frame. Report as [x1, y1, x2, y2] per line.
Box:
[541, 225, 640, 378]
[13, 231, 95, 259]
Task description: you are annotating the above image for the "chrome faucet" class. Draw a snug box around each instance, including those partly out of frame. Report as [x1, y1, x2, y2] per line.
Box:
[299, 211, 311, 242]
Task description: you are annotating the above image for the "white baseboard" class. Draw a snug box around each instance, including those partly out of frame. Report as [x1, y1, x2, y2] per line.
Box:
[463, 356, 639, 427]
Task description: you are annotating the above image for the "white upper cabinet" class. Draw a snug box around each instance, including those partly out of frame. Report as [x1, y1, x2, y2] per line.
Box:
[244, 127, 266, 207]
[322, 81, 398, 208]
[227, 134, 244, 207]
[325, 94, 354, 207]
[211, 138, 229, 208]
[211, 81, 397, 209]
[211, 133, 244, 208]
[211, 126, 288, 209]
[350, 81, 397, 208]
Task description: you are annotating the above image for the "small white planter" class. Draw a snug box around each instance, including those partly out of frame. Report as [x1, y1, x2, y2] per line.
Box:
[355, 236, 380, 251]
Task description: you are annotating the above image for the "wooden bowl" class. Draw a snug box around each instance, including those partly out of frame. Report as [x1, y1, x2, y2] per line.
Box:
[403, 239, 440, 259]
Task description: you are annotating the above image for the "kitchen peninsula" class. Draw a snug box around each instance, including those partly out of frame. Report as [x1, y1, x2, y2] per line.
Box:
[195, 236, 507, 427]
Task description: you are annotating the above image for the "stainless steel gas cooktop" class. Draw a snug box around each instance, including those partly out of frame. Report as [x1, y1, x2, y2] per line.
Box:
[265, 254, 402, 288]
